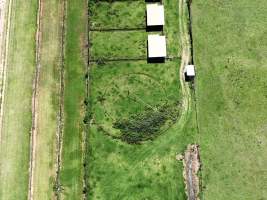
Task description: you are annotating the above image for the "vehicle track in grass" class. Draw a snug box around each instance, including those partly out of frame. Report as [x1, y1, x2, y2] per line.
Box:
[0, 0, 12, 143]
[55, 0, 67, 199]
[28, 0, 43, 199]
[178, 0, 192, 133]
[179, 0, 202, 199]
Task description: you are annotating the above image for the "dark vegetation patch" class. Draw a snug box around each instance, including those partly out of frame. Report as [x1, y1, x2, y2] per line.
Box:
[113, 101, 180, 143]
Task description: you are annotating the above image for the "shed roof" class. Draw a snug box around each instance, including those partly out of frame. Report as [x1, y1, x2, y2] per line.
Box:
[185, 65, 195, 76]
[147, 34, 167, 58]
[146, 4, 165, 26]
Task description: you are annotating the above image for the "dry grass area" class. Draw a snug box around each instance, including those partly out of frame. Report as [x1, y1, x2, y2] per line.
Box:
[0, 0, 37, 199]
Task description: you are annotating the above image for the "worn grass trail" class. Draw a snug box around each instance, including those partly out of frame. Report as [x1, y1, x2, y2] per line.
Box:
[0, 0, 38, 199]
[28, 0, 66, 199]
[178, 0, 193, 127]
[28, 0, 42, 198]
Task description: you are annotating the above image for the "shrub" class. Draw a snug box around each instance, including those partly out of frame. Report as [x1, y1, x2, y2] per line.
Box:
[113, 101, 180, 143]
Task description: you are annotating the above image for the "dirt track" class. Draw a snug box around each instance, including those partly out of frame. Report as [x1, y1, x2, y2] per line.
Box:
[55, 0, 67, 198]
[178, 0, 192, 124]
[178, 0, 201, 199]
[28, 0, 43, 199]
[183, 144, 201, 200]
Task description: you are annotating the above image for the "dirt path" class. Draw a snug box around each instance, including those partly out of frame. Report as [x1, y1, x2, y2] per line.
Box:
[55, 0, 67, 199]
[183, 144, 201, 200]
[178, 0, 192, 124]
[0, 0, 12, 143]
[178, 0, 201, 199]
[28, 0, 43, 199]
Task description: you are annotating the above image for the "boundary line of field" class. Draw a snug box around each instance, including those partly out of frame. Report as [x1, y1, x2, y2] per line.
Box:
[91, 0, 143, 2]
[28, 0, 43, 199]
[0, 0, 12, 143]
[89, 56, 180, 63]
[179, 0, 203, 199]
[55, 0, 67, 199]
[82, 0, 90, 198]
[90, 27, 146, 32]
[186, 0, 204, 198]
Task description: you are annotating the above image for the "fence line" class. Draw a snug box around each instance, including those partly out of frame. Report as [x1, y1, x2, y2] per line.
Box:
[89, 56, 180, 63]
[90, 27, 146, 32]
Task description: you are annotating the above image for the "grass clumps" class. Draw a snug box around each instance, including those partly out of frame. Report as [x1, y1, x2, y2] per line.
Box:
[114, 101, 180, 143]
[89, 31, 147, 60]
[89, 1, 145, 29]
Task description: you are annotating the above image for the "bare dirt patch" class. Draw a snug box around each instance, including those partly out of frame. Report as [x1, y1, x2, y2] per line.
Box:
[182, 144, 201, 200]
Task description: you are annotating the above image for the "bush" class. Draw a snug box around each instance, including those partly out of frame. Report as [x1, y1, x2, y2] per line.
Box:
[113, 101, 180, 143]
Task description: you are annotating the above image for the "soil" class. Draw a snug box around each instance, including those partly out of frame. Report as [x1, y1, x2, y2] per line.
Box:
[183, 144, 201, 200]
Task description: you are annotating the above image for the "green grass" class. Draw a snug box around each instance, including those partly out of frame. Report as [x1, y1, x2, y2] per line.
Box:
[88, 105, 197, 199]
[89, 0, 182, 60]
[90, 61, 181, 139]
[164, 0, 181, 57]
[0, 0, 37, 199]
[90, 31, 147, 60]
[59, 0, 87, 199]
[33, 0, 63, 199]
[192, 0, 267, 199]
[86, 0, 195, 197]
[89, 1, 145, 29]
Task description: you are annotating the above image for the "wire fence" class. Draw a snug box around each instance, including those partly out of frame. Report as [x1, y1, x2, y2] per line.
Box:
[90, 0, 143, 2]
[90, 27, 146, 32]
[89, 56, 180, 65]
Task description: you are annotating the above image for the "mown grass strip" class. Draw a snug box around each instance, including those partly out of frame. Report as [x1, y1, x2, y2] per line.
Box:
[0, 0, 38, 199]
[59, 0, 87, 199]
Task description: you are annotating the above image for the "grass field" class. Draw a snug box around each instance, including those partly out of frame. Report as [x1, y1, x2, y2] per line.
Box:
[90, 60, 181, 140]
[193, 0, 267, 199]
[165, 0, 181, 57]
[0, 0, 37, 199]
[1, 0, 265, 199]
[90, 31, 147, 60]
[86, 0, 197, 198]
[32, 0, 64, 199]
[89, 0, 181, 60]
[89, 1, 145, 29]
[88, 112, 196, 199]
[59, 0, 87, 199]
